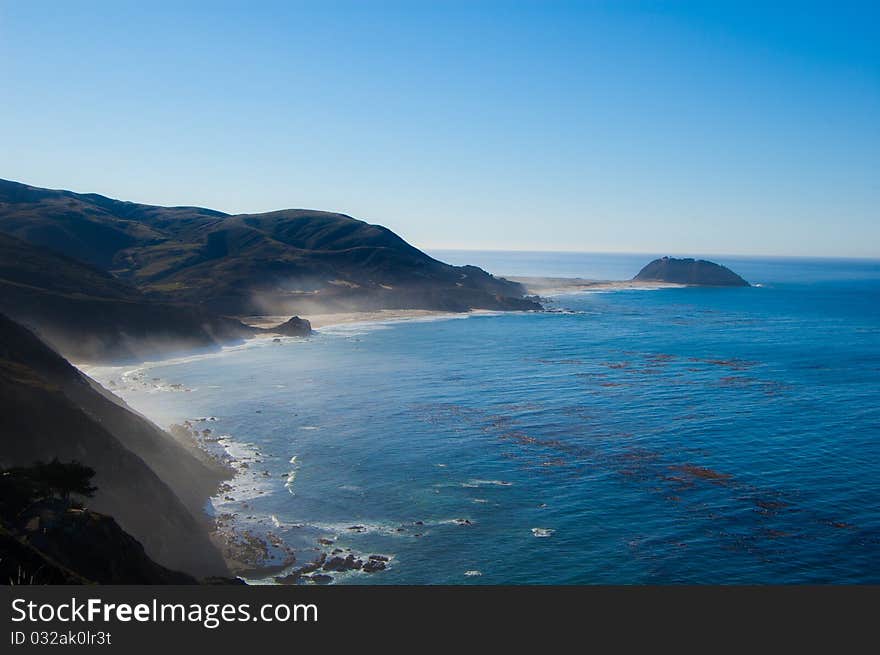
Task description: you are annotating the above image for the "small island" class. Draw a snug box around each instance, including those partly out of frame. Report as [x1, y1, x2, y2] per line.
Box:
[633, 257, 750, 287]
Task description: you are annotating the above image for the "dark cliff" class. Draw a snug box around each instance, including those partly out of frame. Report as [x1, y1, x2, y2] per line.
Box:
[0, 313, 230, 578]
[1, 504, 198, 585]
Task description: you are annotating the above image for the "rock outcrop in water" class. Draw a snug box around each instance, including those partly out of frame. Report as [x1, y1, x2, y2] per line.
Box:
[269, 316, 312, 337]
[633, 257, 749, 287]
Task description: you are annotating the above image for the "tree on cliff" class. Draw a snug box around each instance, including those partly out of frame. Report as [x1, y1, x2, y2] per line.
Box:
[31, 459, 97, 502]
[0, 459, 97, 513]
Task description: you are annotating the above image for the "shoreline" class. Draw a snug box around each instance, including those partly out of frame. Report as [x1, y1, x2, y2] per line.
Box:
[241, 308, 499, 332]
[79, 308, 486, 580]
[76, 285, 674, 580]
[507, 276, 683, 296]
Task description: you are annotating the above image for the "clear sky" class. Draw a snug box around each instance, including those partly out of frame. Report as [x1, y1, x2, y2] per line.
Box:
[1, 1, 877, 257]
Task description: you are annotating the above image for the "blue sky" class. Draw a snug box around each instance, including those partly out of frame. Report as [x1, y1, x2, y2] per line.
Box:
[1, 1, 877, 257]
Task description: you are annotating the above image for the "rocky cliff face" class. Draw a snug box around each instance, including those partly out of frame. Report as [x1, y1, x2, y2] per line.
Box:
[0, 522, 90, 584]
[633, 257, 750, 287]
[2, 503, 198, 584]
[0, 313, 230, 578]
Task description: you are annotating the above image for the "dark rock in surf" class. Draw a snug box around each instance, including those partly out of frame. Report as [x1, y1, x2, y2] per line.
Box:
[323, 554, 363, 572]
[299, 553, 327, 574]
[274, 572, 300, 585]
[362, 559, 387, 573]
[275, 552, 328, 583]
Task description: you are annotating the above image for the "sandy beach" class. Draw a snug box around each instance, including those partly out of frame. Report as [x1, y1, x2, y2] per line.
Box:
[239, 280, 681, 334]
[508, 276, 682, 296]
[242, 309, 488, 332]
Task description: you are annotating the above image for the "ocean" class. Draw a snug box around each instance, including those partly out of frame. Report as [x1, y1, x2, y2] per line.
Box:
[87, 252, 880, 584]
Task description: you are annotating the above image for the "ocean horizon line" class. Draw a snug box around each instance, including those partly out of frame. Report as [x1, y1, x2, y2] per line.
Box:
[427, 248, 880, 263]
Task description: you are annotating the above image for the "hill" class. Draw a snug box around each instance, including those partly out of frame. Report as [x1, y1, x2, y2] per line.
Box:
[633, 257, 750, 287]
[0, 232, 258, 362]
[0, 179, 540, 315]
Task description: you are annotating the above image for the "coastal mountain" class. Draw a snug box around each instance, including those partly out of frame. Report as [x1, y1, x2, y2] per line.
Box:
[633, 257, 750, 287]
[0, 232, 258, 362]
[0, 313, 230, 578]
[0, 178, 540, 316]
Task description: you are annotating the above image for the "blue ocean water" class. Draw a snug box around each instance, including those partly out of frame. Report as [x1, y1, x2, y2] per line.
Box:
[92, 253, 880, 584]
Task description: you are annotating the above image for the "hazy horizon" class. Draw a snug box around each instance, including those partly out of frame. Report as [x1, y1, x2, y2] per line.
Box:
[3, 174, 877, 262]
[431, 247, 880, 261]
[2, 2, 877, 258]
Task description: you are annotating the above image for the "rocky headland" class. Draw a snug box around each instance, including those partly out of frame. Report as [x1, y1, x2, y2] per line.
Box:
[633, 257, 750, 287]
